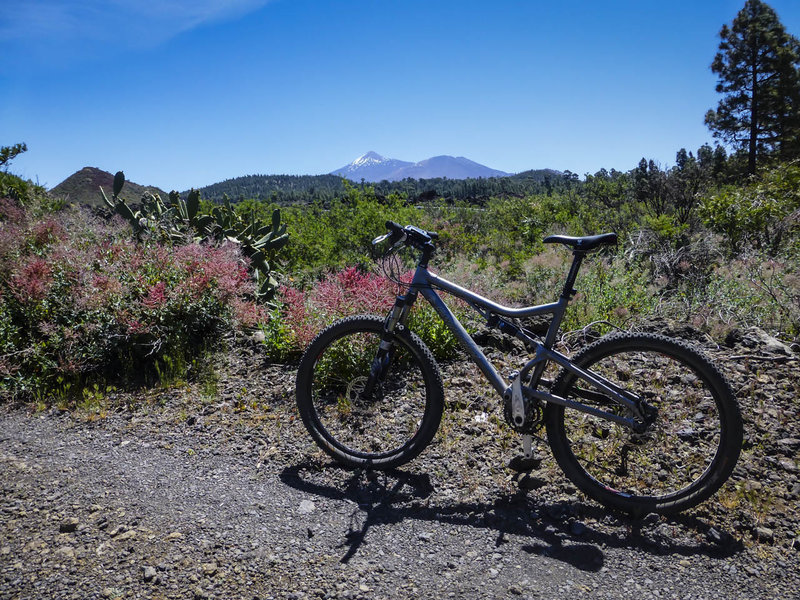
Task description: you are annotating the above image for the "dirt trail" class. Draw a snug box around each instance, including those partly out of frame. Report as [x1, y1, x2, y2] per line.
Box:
[2, 331, 799, 599]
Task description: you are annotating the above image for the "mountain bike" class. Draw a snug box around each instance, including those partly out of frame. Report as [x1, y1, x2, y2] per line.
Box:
[295, 222, 743, 514]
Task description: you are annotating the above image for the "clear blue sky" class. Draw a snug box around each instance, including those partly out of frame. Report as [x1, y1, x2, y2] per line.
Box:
[2, 0, 800, 192]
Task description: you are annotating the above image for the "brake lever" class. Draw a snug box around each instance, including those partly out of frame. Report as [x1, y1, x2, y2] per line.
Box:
[372, 232, 406, 261]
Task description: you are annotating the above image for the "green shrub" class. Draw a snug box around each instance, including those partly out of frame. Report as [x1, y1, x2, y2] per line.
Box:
[561, 252, 658, 334]
[702, 251, 800, 336]
[0, 172, 43, 206]
[699, 162, 800, 255]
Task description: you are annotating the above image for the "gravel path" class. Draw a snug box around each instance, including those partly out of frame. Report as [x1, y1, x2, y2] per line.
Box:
[1, 327, 798, 600]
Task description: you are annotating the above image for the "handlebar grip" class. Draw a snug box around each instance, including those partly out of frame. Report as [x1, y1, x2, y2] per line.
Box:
[385, 221, 405, 244]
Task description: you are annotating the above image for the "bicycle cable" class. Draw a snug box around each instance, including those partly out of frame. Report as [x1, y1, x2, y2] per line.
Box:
[374, 239, 414, 293]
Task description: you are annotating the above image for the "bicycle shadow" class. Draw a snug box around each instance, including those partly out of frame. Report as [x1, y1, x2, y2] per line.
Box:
[278, 461, 743, 571]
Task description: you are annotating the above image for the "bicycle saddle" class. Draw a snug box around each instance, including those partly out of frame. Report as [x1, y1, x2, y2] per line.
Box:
[542, 232, 617, 252]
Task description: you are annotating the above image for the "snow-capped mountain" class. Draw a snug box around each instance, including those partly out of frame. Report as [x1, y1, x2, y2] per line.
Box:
[331, 151, 509, 182]
[331, 151, 413, 182]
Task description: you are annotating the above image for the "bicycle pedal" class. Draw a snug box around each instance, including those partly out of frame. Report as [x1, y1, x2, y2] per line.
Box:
[508, 455, 542, 472]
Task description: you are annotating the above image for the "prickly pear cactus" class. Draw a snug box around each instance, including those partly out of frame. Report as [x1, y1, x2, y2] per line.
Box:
[100, 173, 288, 303]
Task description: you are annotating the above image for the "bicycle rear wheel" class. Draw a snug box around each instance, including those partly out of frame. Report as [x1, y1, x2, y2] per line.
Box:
[296, 315, 444, 469]
[545, 333, 742, 515]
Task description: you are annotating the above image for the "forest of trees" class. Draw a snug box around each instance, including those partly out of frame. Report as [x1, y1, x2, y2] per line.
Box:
[189, 169, 566, 206]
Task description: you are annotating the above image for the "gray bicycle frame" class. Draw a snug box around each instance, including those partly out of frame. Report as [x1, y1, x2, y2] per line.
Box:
[399, 266, 644, 430]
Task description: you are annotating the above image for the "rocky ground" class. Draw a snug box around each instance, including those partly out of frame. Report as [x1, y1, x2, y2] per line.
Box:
[1, 324, 798, 600]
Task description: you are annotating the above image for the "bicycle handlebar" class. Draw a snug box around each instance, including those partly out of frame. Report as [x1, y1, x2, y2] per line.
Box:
[384, 221, 438, 249]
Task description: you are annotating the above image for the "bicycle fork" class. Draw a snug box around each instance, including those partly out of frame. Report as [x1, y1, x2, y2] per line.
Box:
[362, 294, 414, 396]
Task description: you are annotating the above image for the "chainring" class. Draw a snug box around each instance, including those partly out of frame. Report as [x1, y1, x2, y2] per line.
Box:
[503, 392, 544, 433]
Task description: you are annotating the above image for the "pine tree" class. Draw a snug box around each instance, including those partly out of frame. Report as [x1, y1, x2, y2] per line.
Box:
[704, 0, 800, 175]
[0, 142, 27, 169]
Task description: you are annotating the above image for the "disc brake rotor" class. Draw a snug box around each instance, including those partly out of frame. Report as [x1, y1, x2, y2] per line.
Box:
[346, 376, 368, 403]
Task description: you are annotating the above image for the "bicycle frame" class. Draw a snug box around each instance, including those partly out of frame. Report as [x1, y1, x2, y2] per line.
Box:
[297, 225, 739, 512]
[386, 259, 648, 431]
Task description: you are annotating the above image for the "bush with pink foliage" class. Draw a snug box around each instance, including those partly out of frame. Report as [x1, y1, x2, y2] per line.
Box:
[0, 198, 265, 400]
[264, 265, 465, 361]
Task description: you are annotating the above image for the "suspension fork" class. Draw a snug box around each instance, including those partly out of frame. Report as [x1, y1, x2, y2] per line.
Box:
[363, 291, 418, 396]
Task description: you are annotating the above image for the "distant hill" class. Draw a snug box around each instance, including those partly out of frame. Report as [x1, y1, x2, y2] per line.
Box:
[331, 151, 414, 182]
[370, 168, 565, 204]
[190, 174, 347, 204]
[332, 151, 509, 182]
[49, 167, 168, 207]
[510, 168, 564, 184]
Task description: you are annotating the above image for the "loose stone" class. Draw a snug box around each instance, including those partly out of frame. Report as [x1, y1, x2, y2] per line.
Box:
[59, 517, 79, 533]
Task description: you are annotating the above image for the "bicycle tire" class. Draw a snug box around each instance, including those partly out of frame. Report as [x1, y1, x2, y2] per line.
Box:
[296, 315, 444, 469]
[545, 332, 742, 515]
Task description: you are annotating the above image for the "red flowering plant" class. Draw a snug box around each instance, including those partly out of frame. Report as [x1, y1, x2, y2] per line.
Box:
[0, 200, 266, 401]
[263, 265, 466, 361]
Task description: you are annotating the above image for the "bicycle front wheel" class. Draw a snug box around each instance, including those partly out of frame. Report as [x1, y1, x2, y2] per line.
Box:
[545, 333, 742, 515]
[296, 315, 444, 469]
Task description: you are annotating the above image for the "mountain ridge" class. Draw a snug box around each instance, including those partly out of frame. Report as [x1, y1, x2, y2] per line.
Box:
[331, 151, 510, 182]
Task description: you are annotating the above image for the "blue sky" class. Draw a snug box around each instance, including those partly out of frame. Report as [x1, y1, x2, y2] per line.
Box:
[2, 0, 800, 192]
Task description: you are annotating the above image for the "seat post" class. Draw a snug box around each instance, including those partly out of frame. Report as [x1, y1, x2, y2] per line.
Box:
[561, 251, 586, 299]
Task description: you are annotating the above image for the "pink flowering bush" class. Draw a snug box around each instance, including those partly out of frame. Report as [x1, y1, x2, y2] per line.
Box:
[287, 267, 397, 348]
[0, 198, 266, 400]
[264, 265, 465, 361]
